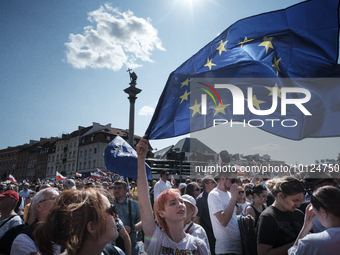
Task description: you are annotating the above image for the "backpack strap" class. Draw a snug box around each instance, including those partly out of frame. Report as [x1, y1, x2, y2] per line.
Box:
[0, 215, 17, 229]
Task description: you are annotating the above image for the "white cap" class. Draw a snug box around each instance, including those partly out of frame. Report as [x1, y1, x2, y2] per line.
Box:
[64, 179, 76, 190]
[181, 194, 198, 217]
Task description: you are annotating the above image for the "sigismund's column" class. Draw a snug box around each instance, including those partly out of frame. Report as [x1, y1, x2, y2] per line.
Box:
[124, 69, 141, 147]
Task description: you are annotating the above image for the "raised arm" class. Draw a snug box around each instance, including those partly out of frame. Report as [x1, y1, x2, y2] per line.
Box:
[136, 137, 156, 237]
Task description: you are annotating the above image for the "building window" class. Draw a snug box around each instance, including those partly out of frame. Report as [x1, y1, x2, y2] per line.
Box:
[93, 160, 96, 167]
[57, 155, 59, 161]
[89, 149, 92, 155]
[82, 138, 85, 144]
[89, 161, 91, 168]
[80, 151, 83, 157]
[73, 151, 76, 158]
[94, 148, 97, 154]
[79, 162, 82, 169]
[91, 136, 94, 142]
[106, 135, 110, 141]
[84, 162, 86, 169]
[84, 150, 87, 156]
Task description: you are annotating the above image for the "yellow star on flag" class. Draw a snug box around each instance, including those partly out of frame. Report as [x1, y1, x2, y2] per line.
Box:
[179, 90, 191, 104]
[259, 36, 274, 53]
[180, 78, 191, 88]
[115, 147, 119, 151]
[246, 95, 266, 110]
[216, 40, 228, 56]
[204, 58, 216, 70]
[212, 103, 230, 117]
[272, 55, 281, 75]
[266, 83, 281, 98]
[189, 99, 201, 117]
[238, 36, 254, 48]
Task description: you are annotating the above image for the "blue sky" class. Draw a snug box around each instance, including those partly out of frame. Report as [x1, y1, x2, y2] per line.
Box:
[1, 0, 339, 165]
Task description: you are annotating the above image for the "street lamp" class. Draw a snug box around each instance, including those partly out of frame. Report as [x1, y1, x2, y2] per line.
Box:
[124, 69, 142, 147]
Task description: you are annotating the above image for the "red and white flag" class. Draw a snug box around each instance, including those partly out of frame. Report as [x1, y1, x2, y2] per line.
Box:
[91, 172, 100, 180]
[56, 171, 67, 181]
[9, 174, 18, 183]
[235, 165, 246, 175]
[252, 160, 258, 167]
[171, 175, 176, 186]
[218, 154, 223, 167]
[38, 178, 41, 184]
[97, 168, 107, 177]
[76, 173, 82, 178]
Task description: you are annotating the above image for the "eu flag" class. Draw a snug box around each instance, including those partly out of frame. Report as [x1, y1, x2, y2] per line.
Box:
[146, 0, 340, 140]
[104, 136, 152, 179]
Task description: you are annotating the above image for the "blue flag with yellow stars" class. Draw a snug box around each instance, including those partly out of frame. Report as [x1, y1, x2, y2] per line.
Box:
[104, 136, 152, 180]
[146, 0, 340, 140]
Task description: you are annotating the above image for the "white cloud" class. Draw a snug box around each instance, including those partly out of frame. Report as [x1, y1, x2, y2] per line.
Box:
[65, 4, 165, 71]
[251, 143, 281, 151]
[139, 106, 154, 116]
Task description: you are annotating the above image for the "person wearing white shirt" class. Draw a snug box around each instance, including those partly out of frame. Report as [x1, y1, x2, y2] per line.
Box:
[153, 170, 172, 201]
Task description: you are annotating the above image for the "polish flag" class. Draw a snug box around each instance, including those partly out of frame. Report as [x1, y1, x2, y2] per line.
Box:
[218, 154, 223, 167]
[91, 172, 100, 180]
[76, 173, 82, 178]
[171, 175, 176, 186]
[56, 171, 67, 181]
[9, 174, 18, 183]
[235, 165, 246, 175]
[97, 168, 107, 177]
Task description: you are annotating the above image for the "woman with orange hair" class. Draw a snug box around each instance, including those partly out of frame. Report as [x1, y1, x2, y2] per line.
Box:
[136, 137, 210, 254]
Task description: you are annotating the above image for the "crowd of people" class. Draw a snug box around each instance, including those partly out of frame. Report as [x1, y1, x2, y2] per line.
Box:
[0, 137, 339, 254]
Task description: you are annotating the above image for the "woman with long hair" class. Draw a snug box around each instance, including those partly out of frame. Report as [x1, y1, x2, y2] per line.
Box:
[34, 188, 118, 255]
[245, 184, 267, 230]
[257, 176, 305, 255]
[185, 182, 201, 199]
[136, 137, 210, 254]
[288, 186, 340, 255]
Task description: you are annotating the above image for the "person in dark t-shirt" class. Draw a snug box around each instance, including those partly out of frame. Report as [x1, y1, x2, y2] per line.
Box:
[257, 176, 305, 255]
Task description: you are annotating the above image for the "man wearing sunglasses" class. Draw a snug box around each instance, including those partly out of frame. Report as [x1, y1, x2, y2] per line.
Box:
[208, 172, 245, 255]
[153, 170, 172, 201]
[10, 187, 60, 255]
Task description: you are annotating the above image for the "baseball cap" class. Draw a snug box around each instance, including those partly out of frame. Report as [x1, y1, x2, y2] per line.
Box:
[0, 190, 19, 202]
[181, 194, 198, 217]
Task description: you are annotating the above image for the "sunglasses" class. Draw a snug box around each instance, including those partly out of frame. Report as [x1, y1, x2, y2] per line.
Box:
[227, 178, 237, 184]
[280, 179, 306, 195]
[194, 188, 201, 191]
[106, 205, 117, 218]
[314, 178, 336, 187]
[39, 197, 57, 203]
[305, 189, 327, 210]
[239, 191, 245, 194]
